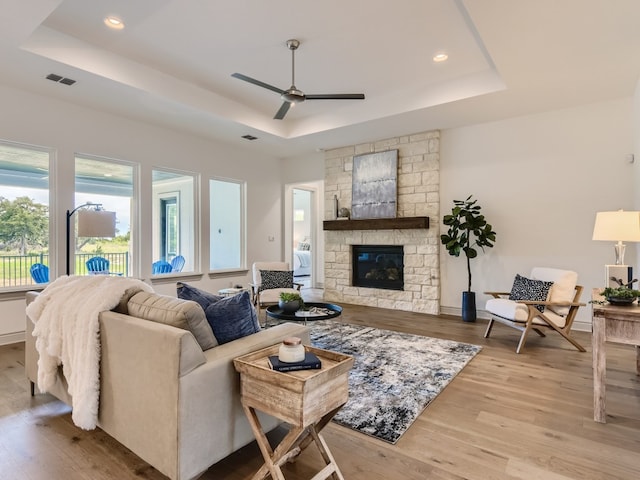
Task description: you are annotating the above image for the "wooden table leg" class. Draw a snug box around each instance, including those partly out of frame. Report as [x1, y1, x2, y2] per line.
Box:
[243, 402, 347, 480]
[243, 404, 304, 480]
[593, 316, 607, 423]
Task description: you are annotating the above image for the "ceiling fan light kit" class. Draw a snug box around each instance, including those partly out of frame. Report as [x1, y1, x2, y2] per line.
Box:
[232, 39, 365, 119]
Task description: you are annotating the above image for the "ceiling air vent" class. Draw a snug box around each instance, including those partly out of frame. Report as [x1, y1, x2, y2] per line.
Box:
[241, 134, 258, 141]
[46, 73, 76, 86]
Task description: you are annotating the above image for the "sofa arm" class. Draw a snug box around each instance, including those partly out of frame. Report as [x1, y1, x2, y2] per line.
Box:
[97, 310, 206, 480]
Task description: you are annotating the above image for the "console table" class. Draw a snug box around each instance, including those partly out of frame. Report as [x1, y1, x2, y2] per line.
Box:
[591, 289, 640, 423]
[233, 344, 353, 480]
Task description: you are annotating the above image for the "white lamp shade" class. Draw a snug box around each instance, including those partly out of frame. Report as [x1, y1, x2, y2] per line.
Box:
[77, 209, 116, 237]
[592, 211, 640, 242]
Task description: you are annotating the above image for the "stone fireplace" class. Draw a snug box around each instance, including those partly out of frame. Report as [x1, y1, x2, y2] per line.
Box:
[323, 130, 440, 314]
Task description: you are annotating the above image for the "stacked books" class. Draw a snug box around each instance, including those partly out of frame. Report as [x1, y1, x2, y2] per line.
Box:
[268, 352, 322, 372]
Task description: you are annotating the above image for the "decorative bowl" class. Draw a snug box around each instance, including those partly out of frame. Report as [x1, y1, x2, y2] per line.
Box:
[606, 296, 637, 306]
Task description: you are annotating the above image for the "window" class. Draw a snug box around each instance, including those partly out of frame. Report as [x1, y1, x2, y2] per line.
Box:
[210, 178, 245, 271]
[0, 141, 52, 288]
[74, 155, 134, 276]
[152, 169, 196, 273]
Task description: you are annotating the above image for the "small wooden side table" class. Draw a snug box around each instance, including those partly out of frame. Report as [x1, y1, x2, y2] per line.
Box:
[233, 344, 354, 480]
[591, 288, 640, 423]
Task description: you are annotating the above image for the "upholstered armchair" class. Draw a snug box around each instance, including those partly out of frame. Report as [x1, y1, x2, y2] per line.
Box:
[250, 262, 302, 320]
[484, 267, 586, 353]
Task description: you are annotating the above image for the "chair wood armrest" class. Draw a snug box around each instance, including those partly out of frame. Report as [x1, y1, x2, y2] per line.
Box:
[484, 291, 511, 298]
[514, 300, 586, 307]
[293, 282, 303, 290]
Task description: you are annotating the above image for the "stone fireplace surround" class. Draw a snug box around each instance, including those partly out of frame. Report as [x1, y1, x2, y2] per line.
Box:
[323, 130, 440, 314]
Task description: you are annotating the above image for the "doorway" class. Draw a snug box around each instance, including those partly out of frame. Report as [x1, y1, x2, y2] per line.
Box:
[292, 188, 312, 288]
[284, 181, 323, 290]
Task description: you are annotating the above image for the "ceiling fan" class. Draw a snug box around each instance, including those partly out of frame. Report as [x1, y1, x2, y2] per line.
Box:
[232, 39, 365, 120]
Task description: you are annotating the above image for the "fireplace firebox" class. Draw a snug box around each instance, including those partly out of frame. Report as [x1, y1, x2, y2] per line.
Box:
[352, 245, 404, 291]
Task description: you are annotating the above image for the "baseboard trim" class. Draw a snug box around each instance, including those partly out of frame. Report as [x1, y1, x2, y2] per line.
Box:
[0, 331, 25, 346]
[440, 306, 491, 321]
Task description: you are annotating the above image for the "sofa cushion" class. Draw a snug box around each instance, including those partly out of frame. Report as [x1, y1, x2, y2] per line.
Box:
[204, 291, 260, 344]
[259, 269, 293, 291]
[531, 267, 578, 316]
[127, 292, 217, 350]
[508, 274, 553, 312]
[112, 285, 148, 314]
[176, 281, 223, 311]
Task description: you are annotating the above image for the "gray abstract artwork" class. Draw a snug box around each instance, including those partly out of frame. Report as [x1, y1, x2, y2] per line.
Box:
[352, 150, 398, 219]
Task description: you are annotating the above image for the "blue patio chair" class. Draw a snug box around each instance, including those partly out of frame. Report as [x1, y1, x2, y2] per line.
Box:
[30, 263, 49, 283]
[152, 260, 173, 274]
[170, 255, 185, 272]
[86, 256, 110, 275]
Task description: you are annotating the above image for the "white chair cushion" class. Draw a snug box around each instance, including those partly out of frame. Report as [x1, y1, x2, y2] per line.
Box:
[530, 267, 577, 316]
[486, 298, 568, 328]
[486, 298, 529, 322]
[258, 288, 301, 304]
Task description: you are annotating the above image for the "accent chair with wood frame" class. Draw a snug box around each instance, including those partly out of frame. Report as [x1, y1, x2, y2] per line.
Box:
[250, 261, 302, 321]
[484, 267, 586, 354]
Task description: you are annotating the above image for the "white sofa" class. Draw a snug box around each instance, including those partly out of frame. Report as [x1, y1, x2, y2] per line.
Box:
[25, 290, 309, 480]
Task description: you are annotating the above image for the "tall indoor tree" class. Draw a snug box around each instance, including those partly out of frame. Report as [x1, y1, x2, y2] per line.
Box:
[441, 195, 496, 322]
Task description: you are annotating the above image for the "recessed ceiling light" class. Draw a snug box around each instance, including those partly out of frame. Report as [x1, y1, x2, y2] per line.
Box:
[433, 53, 448, 62]
[104, 16, 124, 30]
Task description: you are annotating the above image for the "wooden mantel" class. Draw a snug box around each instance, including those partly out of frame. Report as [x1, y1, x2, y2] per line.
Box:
[323, 216, 429, 231]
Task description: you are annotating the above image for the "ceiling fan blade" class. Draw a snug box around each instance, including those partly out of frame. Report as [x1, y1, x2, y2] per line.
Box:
[274, 101, 291, 120]
[231, 73, 285, 95]
[305, 93, 365, 100]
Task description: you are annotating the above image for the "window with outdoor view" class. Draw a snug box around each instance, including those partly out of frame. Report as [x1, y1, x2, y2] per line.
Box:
[210, 178, 245, 271]
[74, 155, 134, 276]
[152, 169, 196, 274]
[0, 141, 52, 288]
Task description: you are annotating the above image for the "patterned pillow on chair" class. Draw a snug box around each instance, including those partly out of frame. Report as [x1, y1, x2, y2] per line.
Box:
[259, 270, 294, 291]
[509, 274, 554, 312]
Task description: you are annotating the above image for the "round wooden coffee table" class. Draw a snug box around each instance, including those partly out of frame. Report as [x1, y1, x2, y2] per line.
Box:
[265, 302, 342, 325]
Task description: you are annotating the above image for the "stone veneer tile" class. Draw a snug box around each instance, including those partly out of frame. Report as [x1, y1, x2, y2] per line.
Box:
[324, 130, 440, 314]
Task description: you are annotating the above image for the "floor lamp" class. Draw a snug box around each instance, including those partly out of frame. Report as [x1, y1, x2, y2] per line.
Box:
[66, 203, 116, 275]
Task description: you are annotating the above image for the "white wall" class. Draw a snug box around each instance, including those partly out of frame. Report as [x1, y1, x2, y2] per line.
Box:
[440, 98, 635, 329]
[0, 83, 284, 343]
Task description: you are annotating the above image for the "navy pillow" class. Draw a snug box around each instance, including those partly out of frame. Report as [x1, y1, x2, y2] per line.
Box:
[203, 291, 260, 344]
[176, 282, 223, 311]
[509, 274, 553, 312]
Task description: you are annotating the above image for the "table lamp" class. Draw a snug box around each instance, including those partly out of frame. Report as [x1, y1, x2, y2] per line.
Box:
[592, 210, 640, 265]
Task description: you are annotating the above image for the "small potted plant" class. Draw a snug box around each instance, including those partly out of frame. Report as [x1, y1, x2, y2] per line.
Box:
[279, 292, 304, 313]
[601, 277, 640, 305]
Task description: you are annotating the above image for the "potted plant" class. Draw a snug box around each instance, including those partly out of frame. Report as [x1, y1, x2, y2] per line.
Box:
[602, 286, 640, 305]
[441, 195, 497, 322]
[278, 292, 304, 313]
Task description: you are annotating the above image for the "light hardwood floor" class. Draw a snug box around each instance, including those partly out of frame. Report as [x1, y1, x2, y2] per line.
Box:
[1, 299, 639, 480]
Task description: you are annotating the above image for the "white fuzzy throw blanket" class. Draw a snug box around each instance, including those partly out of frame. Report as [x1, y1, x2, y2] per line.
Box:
[26, 275, 153, 430]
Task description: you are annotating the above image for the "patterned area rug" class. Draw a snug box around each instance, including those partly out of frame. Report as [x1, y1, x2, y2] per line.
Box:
[307, 320, 482, 444]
